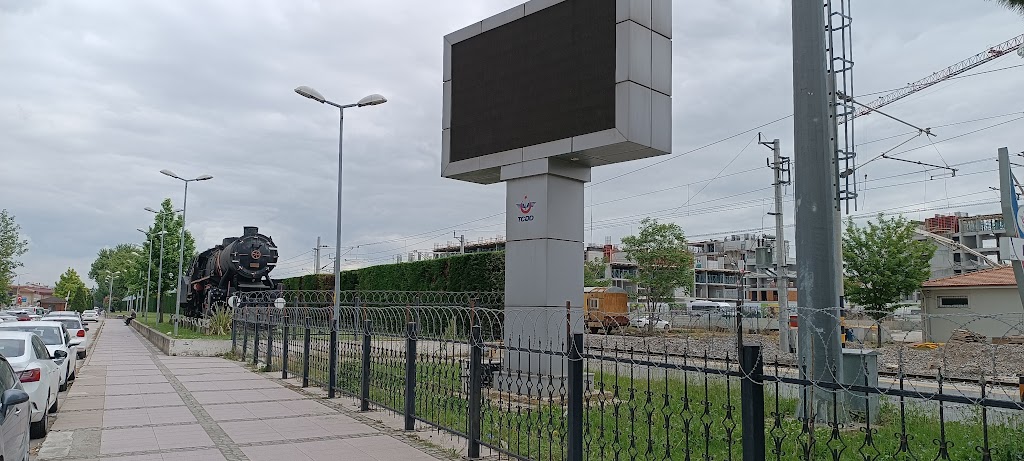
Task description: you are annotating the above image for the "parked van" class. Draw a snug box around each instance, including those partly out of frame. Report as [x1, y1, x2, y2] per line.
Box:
[688, 300, 731, 316]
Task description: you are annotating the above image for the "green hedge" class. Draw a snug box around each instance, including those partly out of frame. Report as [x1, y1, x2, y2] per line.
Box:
[279, 252, 504, 292]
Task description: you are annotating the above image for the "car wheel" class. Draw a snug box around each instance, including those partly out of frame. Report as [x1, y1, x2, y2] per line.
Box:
[30, 396, 49, 439]
[70, 368, 77, 381]
[48, 391, 58, 414]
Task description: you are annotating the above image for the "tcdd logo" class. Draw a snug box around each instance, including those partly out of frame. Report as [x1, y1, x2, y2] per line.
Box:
[517, 196, 536, 222]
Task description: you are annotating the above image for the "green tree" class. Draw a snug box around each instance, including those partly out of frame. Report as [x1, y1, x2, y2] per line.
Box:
[88, 244, 144, 310]
[139, 199, 196, 322]
[0, 209, 29, 304]
[584, 257, 611, 287]
[991, 0, 1024, 13]
[54, 268, 90, 312]
[843, 214, 936, 318]
[620, 218, 694, 329]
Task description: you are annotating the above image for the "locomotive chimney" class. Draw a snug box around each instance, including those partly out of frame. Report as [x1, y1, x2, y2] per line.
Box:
[243, 226, 258, 236]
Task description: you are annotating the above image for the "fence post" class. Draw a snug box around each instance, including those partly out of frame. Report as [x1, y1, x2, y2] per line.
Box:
[404, 321, 417, 430]
[281, 310, 290, 380]
[567, 332, 584, 461]
[265, 314, 273, 372]
[360, 319, 372, 411]
[231, 315, 237, 354]
[328, 322, 338, 399]
[241, 311, 249, 361]
[302, 315, 311, 388]
[252, 310, 260, 366]
[468, 325, 482, 459]
[740, 344, 765, 461]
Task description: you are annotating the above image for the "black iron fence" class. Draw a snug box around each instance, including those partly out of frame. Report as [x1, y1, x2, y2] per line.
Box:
[232, 291, 1024, 460]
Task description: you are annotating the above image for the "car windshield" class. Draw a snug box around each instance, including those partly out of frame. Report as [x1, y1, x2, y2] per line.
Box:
[0, 339, 25, 357]
[54, 319, 82, 330]
[0, 326, 62, 345]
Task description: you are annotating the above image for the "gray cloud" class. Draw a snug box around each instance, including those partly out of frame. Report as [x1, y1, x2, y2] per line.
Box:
[1, 0, 1021, 287]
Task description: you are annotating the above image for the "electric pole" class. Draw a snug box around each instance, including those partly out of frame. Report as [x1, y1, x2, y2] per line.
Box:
[792, 0, 844, 421]
[313, 237, 328, 274]
[454, 231, 465, 254]
[763, 138, 792, 353]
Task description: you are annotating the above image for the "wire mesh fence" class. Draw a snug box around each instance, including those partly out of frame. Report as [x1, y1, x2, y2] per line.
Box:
[229, 290, 1024, 460]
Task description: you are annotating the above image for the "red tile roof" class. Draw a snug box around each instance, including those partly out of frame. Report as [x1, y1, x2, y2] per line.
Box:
[921, 266, 1017, 288]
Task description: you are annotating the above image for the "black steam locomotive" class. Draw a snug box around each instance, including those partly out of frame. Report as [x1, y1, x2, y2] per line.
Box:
[179, 226, 280, 317]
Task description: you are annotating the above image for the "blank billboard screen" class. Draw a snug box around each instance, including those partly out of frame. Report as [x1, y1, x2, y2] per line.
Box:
[449, 0, 616, 163]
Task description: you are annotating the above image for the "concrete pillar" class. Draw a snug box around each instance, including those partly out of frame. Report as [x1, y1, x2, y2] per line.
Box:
[499, 159, 587, 387]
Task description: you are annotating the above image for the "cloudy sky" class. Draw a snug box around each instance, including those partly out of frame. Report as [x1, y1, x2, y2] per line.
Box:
[1, 0, 1022, 288]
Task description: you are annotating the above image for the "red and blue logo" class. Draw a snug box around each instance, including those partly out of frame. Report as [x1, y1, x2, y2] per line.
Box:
[517, 196, 536, 222]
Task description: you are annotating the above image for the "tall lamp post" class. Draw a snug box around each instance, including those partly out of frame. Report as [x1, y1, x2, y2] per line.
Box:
[137, 228, 155, 319]
[160, 170, 213, 335]
[106, 271, 120, 312]
[146, 206, 180, 324]
[293, 86, 386, 331]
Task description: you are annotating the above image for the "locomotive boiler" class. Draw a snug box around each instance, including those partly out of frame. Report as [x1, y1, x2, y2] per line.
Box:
[180, 226, 279, 317]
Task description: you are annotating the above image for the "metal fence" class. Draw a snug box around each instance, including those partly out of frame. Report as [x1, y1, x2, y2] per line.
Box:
[231, 290, 1024, 460]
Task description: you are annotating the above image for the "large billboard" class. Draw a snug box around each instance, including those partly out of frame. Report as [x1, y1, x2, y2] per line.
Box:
[442, 0, 672, 184]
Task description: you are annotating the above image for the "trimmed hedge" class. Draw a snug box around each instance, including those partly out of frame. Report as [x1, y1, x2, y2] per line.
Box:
[278, 252, 504, 293]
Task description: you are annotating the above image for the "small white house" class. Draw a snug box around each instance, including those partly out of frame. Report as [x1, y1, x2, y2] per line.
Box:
[920, 266, 1024, 342]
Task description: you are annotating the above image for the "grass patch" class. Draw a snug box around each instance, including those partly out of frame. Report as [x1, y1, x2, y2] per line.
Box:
[134, 315, 230, 340]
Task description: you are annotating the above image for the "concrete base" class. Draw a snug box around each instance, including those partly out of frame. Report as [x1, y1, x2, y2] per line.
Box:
[130, 320, 232, 356]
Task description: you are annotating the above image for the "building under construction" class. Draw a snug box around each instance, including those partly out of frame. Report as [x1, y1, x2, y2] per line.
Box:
[918, 212, 1004, 279]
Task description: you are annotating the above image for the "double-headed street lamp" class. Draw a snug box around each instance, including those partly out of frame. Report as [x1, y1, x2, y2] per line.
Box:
[106, 271, 120, 312]
[293, 86, 386, 332]
[160, 170, 212, 335]
[145, 206, 181, 323]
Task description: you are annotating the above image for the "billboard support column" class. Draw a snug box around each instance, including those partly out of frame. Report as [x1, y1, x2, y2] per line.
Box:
[498, 161, 588, 393]
[998, 147, 1024, 308]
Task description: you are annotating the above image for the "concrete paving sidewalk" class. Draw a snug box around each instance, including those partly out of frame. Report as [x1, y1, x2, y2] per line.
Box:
[37, 319, 448, 461]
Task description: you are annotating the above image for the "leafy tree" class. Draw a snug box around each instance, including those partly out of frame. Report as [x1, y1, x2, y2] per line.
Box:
[88, 244, 143, 310]
[842, 214, 935, 318]
[991, 0, 1024, 13]
[0, 209, 29, 303]
[139, 199, 196, 321]
[54, 268, 90, 312]
[584, 257, 611, 287]
[620, 218, 694, 329]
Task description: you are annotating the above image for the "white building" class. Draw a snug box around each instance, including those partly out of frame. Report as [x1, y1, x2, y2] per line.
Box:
[920, 266, 1024, 343]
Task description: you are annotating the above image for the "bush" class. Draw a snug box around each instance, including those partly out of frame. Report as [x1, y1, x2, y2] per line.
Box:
[278, 252, 504, 292]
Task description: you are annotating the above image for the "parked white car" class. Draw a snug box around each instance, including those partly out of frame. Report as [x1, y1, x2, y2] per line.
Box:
[0, 354, 31, 457]
[82, 310, 100, 322]
[0, 331, 62, 439]
[44, 317, 90, 359]
[633, 316, 671, 330]
[0, 322, 79, 391]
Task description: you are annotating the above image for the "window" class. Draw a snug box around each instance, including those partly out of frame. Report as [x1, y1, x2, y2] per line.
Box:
[0, 339, 25, 358]
[937, 296, 969, 308]
[32, 337, 50, 360]
[0, 361, 14, 391]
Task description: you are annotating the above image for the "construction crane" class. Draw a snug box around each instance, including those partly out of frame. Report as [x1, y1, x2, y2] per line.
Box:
[913, 228, 1007, 268]
[850, 33, 1024, 120]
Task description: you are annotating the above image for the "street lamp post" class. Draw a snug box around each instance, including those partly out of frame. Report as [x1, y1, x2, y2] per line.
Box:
[293, 86, 386, 332]
[160, 170, 213, 336]
[106, 271, 120, 312]
[146, 207, 180, 324]
[137, 228, 155, 319]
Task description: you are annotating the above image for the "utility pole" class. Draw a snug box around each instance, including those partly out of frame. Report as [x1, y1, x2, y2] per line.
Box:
[792, 0, 844, 421]
[454, 231, 465, 254]
[763, 138, 792, 353]
[314, 237, 328, 274]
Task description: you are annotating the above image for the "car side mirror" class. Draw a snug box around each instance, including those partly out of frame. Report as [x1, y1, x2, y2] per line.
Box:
[52, 350, 68, 360]
[0, 389, 29, 414]
[68, 339, 83, 347]
[84, 327, 90, 331]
